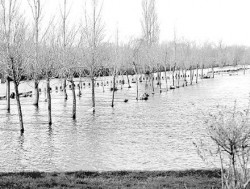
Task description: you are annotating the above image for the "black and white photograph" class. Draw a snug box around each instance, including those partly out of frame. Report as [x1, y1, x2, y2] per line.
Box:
[0, 0, 250, 188]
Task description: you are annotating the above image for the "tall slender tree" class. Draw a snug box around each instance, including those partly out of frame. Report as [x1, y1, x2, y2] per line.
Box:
[0, 0, 28, 132]
[81, 0, 105, 113]
[27, 0, 44, 107]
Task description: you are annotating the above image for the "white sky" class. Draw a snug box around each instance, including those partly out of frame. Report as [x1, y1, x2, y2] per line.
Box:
[23, 0, 250, 46]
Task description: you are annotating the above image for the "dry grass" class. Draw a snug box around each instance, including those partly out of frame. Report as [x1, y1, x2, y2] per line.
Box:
[0, 169, 221, 188]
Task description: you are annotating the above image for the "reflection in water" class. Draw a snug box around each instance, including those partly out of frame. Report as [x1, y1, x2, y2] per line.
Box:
[0, 72, 250, 172]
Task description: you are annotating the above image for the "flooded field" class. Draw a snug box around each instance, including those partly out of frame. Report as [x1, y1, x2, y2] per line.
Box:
[0, 69, 250, 172]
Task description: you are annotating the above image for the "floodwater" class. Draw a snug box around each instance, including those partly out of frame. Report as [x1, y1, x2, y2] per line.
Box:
[0, 68, 250, 172]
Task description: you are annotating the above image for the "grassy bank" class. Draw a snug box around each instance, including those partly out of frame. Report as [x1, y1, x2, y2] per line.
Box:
[0, 169, 221, 189]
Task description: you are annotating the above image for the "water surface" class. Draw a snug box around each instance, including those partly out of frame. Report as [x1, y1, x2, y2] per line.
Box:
[0, 69, 250, 172]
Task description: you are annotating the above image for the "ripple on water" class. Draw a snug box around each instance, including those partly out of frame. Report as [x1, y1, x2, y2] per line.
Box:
[0, 72, 250, 171]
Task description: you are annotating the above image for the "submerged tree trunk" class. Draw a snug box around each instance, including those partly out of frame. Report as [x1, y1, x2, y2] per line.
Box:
[102, 80, 105, 92]
[151, 73, 154, 93]
[78, 82, 81, 97]
[91, 77, 95, 112]
[121, 74, 124, 90]
[196, 64, 198, 84]
[13, 81, 24, 133]
[46, 77, 52, 125]
[11, 57, 24, 132]
[126, 72, 131, 88]
[33, 80, 39, 106]
[158, 71, 162, 93]
[182, 70, 185, 86]
[184, 69, 187, 86]
[164, 66, 168, 91]
[133, 62, 139, 100]
[78, 76, 82, 96]
[111, 72, 116, 107]
[71, 79, 76, 119]
[136, 75, 139, 100]
[172, 66, 175, 87]
[63, 78, 67, 100]
[212, 65, 214, 78]
[6, 76, 10, 112]
[231, 153, 237, 188]
[177, 68, 180, 87]
[190, 67, 193, 85]
[201, 64, 204, 79]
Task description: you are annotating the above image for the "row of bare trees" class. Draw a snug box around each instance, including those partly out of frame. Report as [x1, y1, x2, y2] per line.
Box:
[0, 0, 250, 133]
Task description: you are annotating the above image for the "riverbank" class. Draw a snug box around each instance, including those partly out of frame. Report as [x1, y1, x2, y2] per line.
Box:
[0, 169, 221, 188]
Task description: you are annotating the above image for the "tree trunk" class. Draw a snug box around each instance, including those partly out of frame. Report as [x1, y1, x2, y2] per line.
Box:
[151, 73, 154, 93]
[244, 64, 246, 75]
[201, 64, 204, 79]
[196, 64, 198, 84]
[133, 62, 138, 100]
[159, 71, 162, 93]
[177, 69, 180, 87]
[212, 65, 214, 78]
[102, 80, 105, 92]
[172, 69, 175, 87]
[71, 79, 76, 119]
[111, 73, 116, 107]
[185, 70, 187, 86]
[11, 56, 24, 133]
[136, 75, 139, 100]
[91, 77, 95, 112]
[78, 76, 82, 96]
[164, 66, 168, 91]
[14, 81, 24, 133]
[46, 77, 52, 125]
[183, 70, 185, 86]
[63, 78, 67, 100]
[231, 152, 237, 188]
[121, 74, 124, 90]
[6, 76, 10, 112]
[145, 74, 148, 90]
[190, 67, 193, 85]
[78, 82, 81, 97]
[126, 72, 131, 88]
[33, 80, 39, 106]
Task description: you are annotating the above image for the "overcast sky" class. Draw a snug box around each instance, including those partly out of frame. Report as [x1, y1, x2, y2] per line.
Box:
[25, 0, 250, 46]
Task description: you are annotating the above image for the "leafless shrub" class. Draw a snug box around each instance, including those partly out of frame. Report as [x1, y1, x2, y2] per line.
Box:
[195, 100, 250, 189]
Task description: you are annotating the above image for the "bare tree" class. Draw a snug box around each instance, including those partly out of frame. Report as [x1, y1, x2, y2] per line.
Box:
[40, 30, 58, 125]
[27, 0, 42, 107]
[141, 0, 159, 93]
[57, 0, 80, 119]
[172, 30, 177, 88]
[163, 49, 169, 91]
[195, 101, 250, 189]
[0, 0, 28, 132]
[111, 29, 120, 107]
[60, 44, 81, 119]
[81, 0, 105, 113]
[121, 44, 133, 89]
[129, 38, 143, 100]
[158, 43, 170, 92]
[141, 0, 159, 45]
[67, 47, 81, 119]
[59, 0, 74, 100]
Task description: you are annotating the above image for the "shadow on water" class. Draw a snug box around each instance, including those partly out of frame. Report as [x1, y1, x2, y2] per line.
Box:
[47, 125, 53, 138]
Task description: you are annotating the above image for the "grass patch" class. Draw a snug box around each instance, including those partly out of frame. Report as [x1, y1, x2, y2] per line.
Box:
[0, 169, 221, 188]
